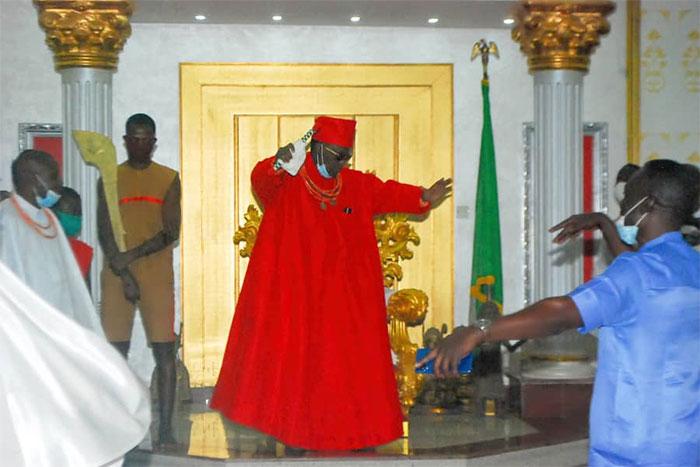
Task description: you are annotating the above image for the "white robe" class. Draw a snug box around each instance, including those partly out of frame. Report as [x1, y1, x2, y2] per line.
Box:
[0, 194, 102, 335]
[0, 261, 151, 467]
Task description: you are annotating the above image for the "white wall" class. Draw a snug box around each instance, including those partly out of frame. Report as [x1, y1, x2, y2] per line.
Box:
[0, 0, 628, 327]
[0, 0, 62, 182]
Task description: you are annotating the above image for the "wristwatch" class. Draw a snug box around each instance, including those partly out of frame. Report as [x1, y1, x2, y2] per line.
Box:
[474, 318, 492, 340]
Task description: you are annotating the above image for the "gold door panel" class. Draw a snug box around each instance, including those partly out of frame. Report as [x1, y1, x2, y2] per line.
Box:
[181, 64, 453, 386]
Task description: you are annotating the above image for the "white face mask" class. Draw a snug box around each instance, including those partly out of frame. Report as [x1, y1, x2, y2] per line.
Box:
[614, 182, 626, 205]
[34, 174, 61, 209]
[315, 145, 333, 179]
[35, 190, 61, 209]
[615, 195, 649, 245]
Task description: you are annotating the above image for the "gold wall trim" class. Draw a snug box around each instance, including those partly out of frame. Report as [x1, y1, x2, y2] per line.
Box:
[179, 62, 453, 67]
[33, 0, 133, 70]
[180, 63, 454, 386]
[627, 0, 641, 164]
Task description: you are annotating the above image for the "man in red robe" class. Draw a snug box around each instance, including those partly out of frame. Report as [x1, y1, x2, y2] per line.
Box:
[211, 116, 451, 451]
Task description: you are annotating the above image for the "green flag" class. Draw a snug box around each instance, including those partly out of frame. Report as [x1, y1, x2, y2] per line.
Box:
[469, 80, 503, 319]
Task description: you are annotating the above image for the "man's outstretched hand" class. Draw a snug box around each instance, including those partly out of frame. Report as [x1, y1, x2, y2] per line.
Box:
[422, 178, 453, 207]
[415, 325, 483, 378]
[549, 212, 609, 244]
[550, 212, 633, 257]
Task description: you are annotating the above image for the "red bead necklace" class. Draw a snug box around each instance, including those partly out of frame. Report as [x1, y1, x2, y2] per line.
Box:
[299, 166, 342, 210]
[10, 194, 58, 239]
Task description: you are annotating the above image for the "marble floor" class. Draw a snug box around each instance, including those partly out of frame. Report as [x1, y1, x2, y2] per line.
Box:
[126, 441, 589, 467]
[124, 388, 589, 465]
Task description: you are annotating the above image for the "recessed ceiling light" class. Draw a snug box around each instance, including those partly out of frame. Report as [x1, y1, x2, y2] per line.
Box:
[428, 17, 439, 24]
[272, 15, 283, 22]
[194, 14, 206, 21]
[503, 18, 515, 25]
[350, 16, 361, 23]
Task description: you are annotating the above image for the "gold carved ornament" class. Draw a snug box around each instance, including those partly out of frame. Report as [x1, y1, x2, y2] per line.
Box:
[34, 0, 133, 70]
[233, 205, 262, 258]
[388, 289, 428, 418]
[234, 206, 429, 419]
[375, 214, 429, 418]
[471, 39, 499, 81]
[511, 0, 615, 73]
[374, 214, 420, 289]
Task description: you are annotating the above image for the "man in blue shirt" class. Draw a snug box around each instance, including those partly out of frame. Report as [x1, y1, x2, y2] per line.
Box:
[419, 159, 700, 466]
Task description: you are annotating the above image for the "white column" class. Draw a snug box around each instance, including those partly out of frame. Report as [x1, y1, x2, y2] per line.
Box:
[532, 69, 583, 299]
[61, 67, 113, 306]
[525, 69, 595, 379]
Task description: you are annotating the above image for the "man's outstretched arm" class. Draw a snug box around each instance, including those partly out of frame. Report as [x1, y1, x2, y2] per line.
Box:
[550, 212, 634, 257]
[370, 175, 452, 216]
[418, 296, 583, 378]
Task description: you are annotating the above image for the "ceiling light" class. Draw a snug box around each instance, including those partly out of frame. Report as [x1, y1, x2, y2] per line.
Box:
[428, 17, 439, 24]
[350, 16, 361, 23]
[272, 15, 283, 22]
[194, 14, 206, 21]
[503, 18, 515, 25]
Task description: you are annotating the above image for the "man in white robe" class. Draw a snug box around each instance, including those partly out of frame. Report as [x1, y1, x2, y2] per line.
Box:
[0, 150, 101, 334]
[0, 260, 150, 466]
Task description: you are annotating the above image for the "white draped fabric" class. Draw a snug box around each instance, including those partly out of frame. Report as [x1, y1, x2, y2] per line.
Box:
[0, 260, 150, 466]
[0, 195, 101, 334]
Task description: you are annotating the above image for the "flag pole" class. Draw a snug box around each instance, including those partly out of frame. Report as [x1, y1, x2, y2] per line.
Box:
[469, 41, 509, 417]
[468, 39, 503, 324]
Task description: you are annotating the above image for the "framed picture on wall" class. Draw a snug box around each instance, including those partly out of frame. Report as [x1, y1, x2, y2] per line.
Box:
[522, 122, 610, 307]
[18, 123, 63, 176]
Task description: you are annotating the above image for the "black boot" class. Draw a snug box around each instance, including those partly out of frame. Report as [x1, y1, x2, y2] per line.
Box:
[152, 342, 177, 450]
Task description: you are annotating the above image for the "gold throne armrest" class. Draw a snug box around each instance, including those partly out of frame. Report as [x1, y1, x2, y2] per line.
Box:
[234, 205, 429, 418]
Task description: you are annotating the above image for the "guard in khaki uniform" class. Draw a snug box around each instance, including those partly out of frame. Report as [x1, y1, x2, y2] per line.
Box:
[98, 113, 181, 450]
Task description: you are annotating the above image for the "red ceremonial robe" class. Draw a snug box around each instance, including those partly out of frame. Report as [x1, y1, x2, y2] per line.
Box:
[210, 154, 430, 450]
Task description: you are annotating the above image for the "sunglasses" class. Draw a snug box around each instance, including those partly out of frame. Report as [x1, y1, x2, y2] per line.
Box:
[324, 145, 352, 163]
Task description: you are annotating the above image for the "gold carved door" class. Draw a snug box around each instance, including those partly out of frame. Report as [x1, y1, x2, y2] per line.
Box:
[181, 64, 453, 386]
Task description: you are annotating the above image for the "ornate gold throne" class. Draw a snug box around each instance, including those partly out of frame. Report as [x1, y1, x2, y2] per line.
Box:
[234, 205, 428, 418]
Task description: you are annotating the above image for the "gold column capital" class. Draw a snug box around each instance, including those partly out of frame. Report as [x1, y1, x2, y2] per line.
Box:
[33, 0, 133, 71]
[512, 0, 616, 73]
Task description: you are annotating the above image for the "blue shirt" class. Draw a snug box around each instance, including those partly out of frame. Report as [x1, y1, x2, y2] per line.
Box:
[570, 232, 700, 466]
